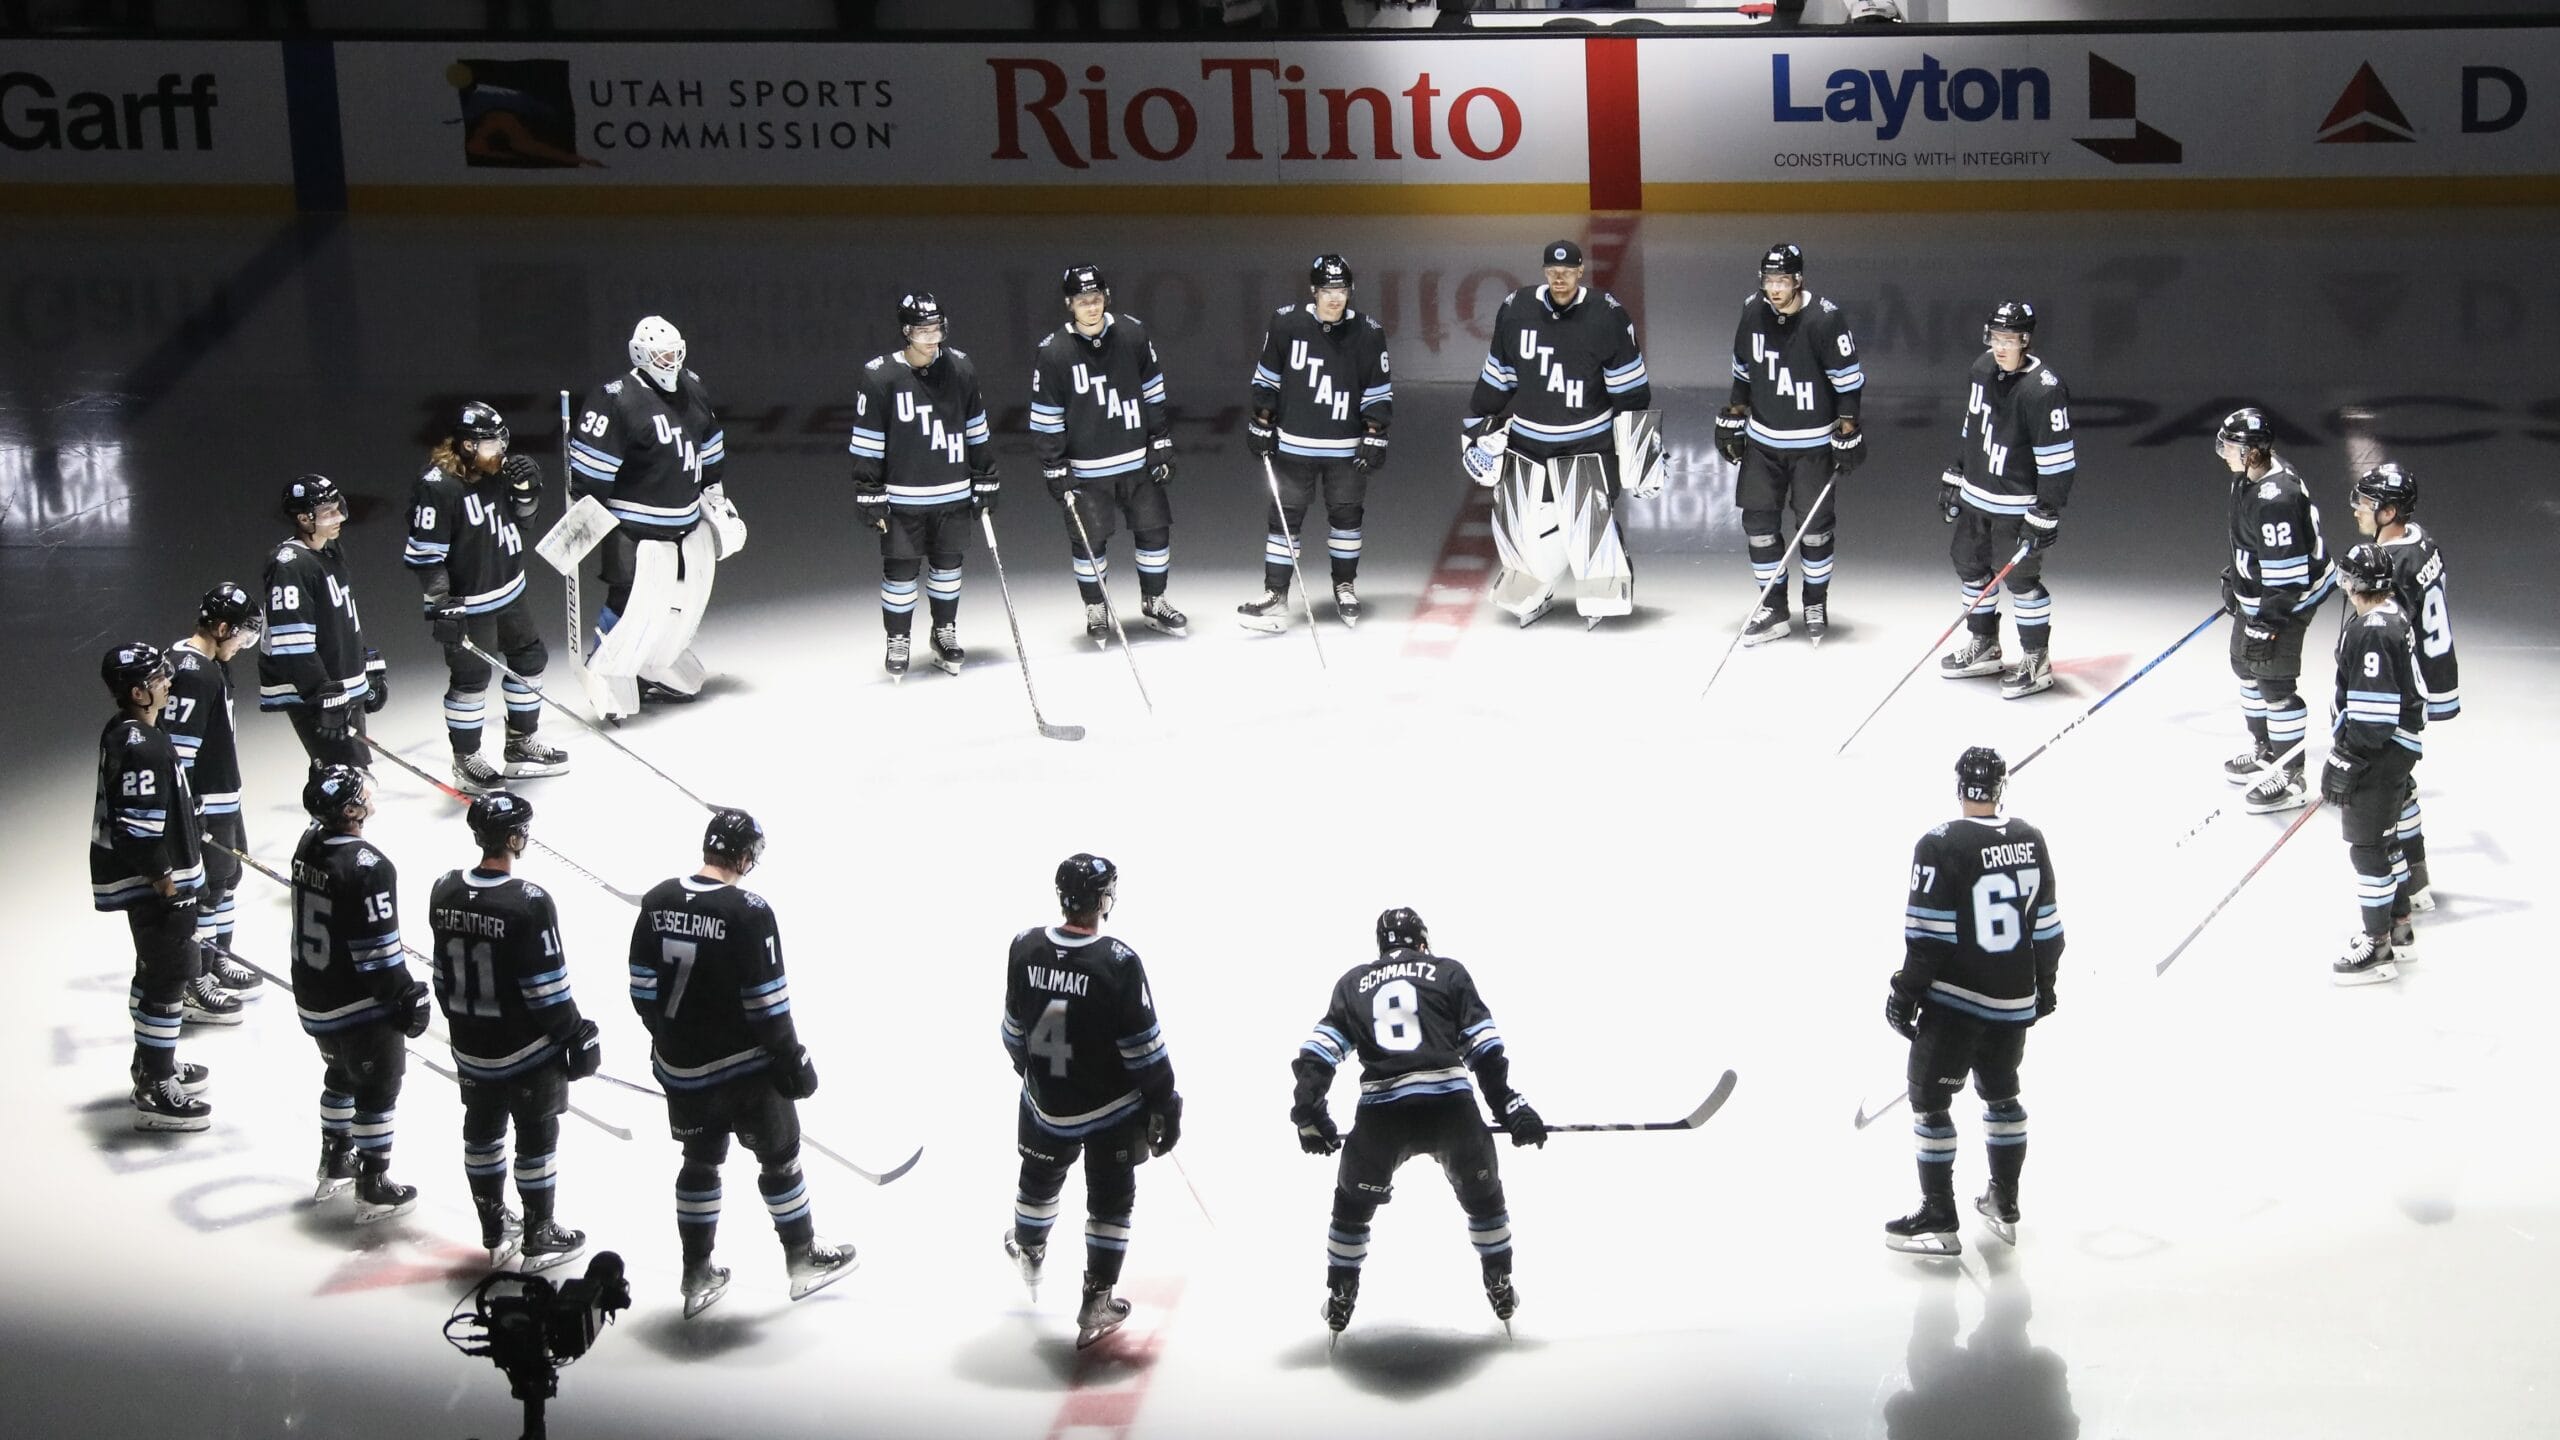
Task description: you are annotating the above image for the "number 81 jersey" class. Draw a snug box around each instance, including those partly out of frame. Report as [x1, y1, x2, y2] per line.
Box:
[1901, 816, 2063, 1025]
[1003, 926, 1174, 1138]
[1299, 948, 1504, 1107]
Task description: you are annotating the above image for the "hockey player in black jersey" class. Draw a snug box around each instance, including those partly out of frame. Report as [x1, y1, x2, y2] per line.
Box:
[999, 854, 1184, 1349]
[1720, 243, 1865, 646]
[630, 808, 856, 1316]
[1462, 240, 1657, 627]
[2350, 463, 2458, 917]
[260, 475, 384, 768]
[1032, 265, 1188, 644]
[430, 791, 603, 1270]
[569, 316, 737, 712]
[1936, 304, 2077, 699]
[1292, 909, 1545, 1338]
[1885, 748, 2063, 1255]
[406, 401, 569, 794]
[165, 582, 263, 1005]
[2323, 544, 2426, 986]
[850, 293, 999, 680]
[291, 766, 432, 1224]
[1238, 254, 1392, 632]
[94, 642, 215, 1131]
[2214, 407, 2335, 814]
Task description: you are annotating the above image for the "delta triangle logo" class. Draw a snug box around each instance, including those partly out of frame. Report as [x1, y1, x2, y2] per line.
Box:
[2318, 63, 2416, 144]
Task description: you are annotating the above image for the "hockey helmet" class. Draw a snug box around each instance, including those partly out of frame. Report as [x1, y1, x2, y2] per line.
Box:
[1055, 852, 1118, 918]
[1982, 301, 2037, 346]
[282, 474, 345, 521]
[629, 315, 687, 391]
[2353, 462, 2418, 519]
[1375, 907, 1429, 955]
[2338, 542, 2396, 596]
[2215, 406, 2274, 456]
[1759, 242, 1805, 277]
[703, 807, 767, 867]
[198, 580, 261, 639]
[897, 292, 947, 336]
[466, 789, 535, 850]
[302, 764, 370, 824]
[1308, 253, 1354, 292]
[1060, 264, 1110, 301]
[451, 401, 510, 452]
[1955, 745, 2008, 804]
[100, 640, 171, 703]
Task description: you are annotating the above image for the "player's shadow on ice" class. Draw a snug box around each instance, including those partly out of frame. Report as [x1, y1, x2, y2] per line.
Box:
[1279, 1326, 1538, 1400]
[1882, 1269, 2078, 1440]
[629, 1306, 772, 1361]
[951, 1318, 1163, 1391]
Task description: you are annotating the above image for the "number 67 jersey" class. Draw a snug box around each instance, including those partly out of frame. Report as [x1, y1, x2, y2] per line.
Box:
[1002, 926, 1175, 1139]
[1901, 816, 2065, 1025]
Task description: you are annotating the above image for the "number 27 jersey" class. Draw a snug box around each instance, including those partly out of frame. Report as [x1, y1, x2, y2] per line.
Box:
[1299, 949, 1505, 1107]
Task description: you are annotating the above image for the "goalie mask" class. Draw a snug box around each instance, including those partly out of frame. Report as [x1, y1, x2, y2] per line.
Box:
[629, 315, 687, 392]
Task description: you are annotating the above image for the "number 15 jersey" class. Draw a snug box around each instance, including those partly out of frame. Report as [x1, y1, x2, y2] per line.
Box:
[1298, 948, 1506, 1108]
[1002, 926, 1174, 1138]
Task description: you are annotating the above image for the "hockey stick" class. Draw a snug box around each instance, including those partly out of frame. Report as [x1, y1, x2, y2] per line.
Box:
[1260, 456, 1329, 670]
[582, 1068, 922, 1186]
[1852, 1086, 1908, 1132]
[2174, 735, 2312, 848]
[1061, 495, 1154, 715]
[979, 508, 1085, 742]
[1837, 539, 2035, 756]
[2011, 607, 2226, 774]
[1485, 1068, 1737, 1134]
[368, 742, 646, 905]
[2156, 797, 2328, 976]
[1700, 478, 1837, 699]
[459, 639, 715, 811]
[558, 390, 588, 701]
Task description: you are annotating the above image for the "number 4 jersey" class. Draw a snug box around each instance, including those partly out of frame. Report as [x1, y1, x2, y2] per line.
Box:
[1898, 816, 2065, 1024]
[288, 827, 410, 1034]
[429, 866, 583, 1081]
[1002, 926, 1175, 1138]
[1296, 947, 1508, 1109]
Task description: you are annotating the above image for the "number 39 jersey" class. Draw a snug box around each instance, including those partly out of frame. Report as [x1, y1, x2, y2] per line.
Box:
[568, 370, 727, 538]
[1002, 926, 1175, 1138]
[2379, 523, 2459, 721]
[288, 827, 409, 1035]
[628, 875, 796, 1092]
[1900, 816, 2064, 1025]
[429, 867, 582, 1081]
[1297, 948, 1506, 1108]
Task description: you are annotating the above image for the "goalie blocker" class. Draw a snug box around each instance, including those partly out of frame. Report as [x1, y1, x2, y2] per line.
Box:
[536, 492, 745, 720]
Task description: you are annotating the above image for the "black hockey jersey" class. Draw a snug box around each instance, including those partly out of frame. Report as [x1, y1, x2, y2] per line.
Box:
[257, 539, 368, 711]
[628, 875, 798, 1092]
[163, 640, 242, 822]
[1898, 816, 2064, 1025]
[848, 348, 995, 515]
[1296, 948, 1507, 1109]
[1947, 354, 2075, 517]
[1726, 291, 1863, 451]
[2380, 525, 2460, 721]
[429, 867, 581, 1082]
[568, 369, 727, 537]
[2224, 462, 2334, 625]
[91, 713, 203, 911]
[1248, 305, 1393, 462]
[289, 827, 410, 1035]
[2333, 603, 2425, 762]
[404, 464, 531, 615]
[1466, 285, 1650, 457]
[1001, 925, 1174, 1138]
[1030, 316, 1169, 482]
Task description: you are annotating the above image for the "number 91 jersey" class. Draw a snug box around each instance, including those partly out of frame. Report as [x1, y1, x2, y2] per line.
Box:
[1003, 926, 1173, 1138]
[1901, 816, 2063, 1025]
[1300, 948, 1504, 1107]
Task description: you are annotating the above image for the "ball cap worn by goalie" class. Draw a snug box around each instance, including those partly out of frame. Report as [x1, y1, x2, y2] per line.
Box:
[1542, 239, 1585, 268]
[101, 640, 172, 702]
[1956, 745, 2008, 804]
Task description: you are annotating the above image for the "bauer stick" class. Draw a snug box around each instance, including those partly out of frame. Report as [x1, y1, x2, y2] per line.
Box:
[1700, 478, 1837, 699]
[459, 639, 714, 811]
[2156, 797, 2328, 976]
[1061, 495, 1154, 715]
[979, 507, 1084, 742]
[1260, 456, 1329, 669]
[1485, 1068, 1737, 1135]
[2011, 606, 2225, 774]
[1837, 538, 2035, 756]
[2174, 735, 2312, 848]
[369, 742, 645, 905]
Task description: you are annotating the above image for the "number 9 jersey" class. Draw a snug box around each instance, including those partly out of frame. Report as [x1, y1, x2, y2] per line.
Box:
[1897, 816, 2065, 1025]
[1002, 926, 1175, 1139]
[1297, 949, 1507, 1109]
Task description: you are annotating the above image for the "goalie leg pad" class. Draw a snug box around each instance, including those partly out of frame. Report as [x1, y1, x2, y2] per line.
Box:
[1613, 409, 1666, 501]
[1560, 454, 1633, 618]
[640, 526, 720, 692]
[1488, 454, 1565, 622]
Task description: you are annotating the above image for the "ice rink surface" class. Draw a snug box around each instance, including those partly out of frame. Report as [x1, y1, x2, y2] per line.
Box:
[5, 207, 2557, 1439]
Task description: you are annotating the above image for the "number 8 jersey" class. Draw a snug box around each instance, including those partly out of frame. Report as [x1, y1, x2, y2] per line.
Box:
[1298, 947, 1507, 1108]
[1002, 926, 1175, 1138]
[1899, 816, 2065, 1025]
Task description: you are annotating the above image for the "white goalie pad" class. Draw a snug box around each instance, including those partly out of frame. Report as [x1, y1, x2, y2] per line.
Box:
[537, 493, 618, 573]
[1563, 453, 1633, 618]
[1488, 452, 1566, 623]
[584, 525, 719, 718]
[1614, 409, 1666, 500]
[702, 487, 747, 560]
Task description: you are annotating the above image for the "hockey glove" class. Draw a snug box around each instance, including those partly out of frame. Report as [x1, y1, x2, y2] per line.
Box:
[1715, 404, 1749, 464]
[1247, 409, 1277, 459]
[363, 650, 390, 713]
[1148, 1091, 1184, 1157]
[401, 979, 434, 1039]
[1830, 419, 1865, 477]
[2320, 752, 2364, 805]
[1147, 434, 1177, 485]
[1460, 423, 1508, 488]
[1041, 459, 1073, 502]
[1499, 1094, 1546, 1149]
[2240, 618, 2279, 666]
[2036, 985, 2058, 1020]
[427, 599, 467, 648]
[1290, 1102, 1342, 1156]
[971, 469, 1000, 516]
[1353, 431, 1389, 476]
[770, 1044, 819, 1100]
[561, 1018, 602, 1080]
[2221, 575, 2244, 618]
[1885, 991, 1920, 1040]
[500, 453, 544, 518]
[2023, 505, 2062, 551]
[313, 696, 354, 743]
[1938, 469, 1964, 524]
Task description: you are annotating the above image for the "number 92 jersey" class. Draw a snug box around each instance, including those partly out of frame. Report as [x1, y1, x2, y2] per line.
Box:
[1002, 926, 1174, 1138]
[1899, 816, 2064, 1025]
[1298, 949, 1505, 1108]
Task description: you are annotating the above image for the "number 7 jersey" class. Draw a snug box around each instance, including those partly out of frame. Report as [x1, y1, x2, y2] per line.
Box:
[1298, 948, 1506, 1108]
[1002, 926, 1175, 1138]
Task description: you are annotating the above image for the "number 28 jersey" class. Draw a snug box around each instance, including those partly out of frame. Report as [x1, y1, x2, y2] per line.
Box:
[1900, 816, 2064, 1025]
[1297, 948, 1507, 1108]
[1001, 926, 1174, 1138]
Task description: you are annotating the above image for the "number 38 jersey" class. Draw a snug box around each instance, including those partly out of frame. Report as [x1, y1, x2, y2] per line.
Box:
[1900, 816, 2064, 1025]
[627, 875, 797, 1093]
[1297, 948, 1507, 1108]
[429, 867, 583, 1082]
[288, 827, 409, 1035]
[1002, 926, 1175, 1138]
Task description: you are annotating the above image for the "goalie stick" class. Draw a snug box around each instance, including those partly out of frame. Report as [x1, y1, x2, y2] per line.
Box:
[1486, 1068, 1737, 1134]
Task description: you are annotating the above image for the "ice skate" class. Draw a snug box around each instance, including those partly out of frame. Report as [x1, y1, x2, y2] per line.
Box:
[787, 1238, 858, 1301]
[476, 1202, 523, 1269]
[2391, 915, 2418, 960]
[354, 1171, 418, 1225]
[1940, 633, 2003, 679]
[1140, 595, 1188, 637]
[1485, 1272, 1520, 1338]
[1803, 601, 1828, 646]
[1236, 588, 1290, 634]
[1884, 1201, 1963, 1256]
[149, 1061, 211, 1099]
[2242, 769, 2308, 815]
[1084, 603, 1110, 647]
[1975, 1184, 2020, 1246]
[681, 1260, 731, 1319]
[202, 948, 265, 997]
[1999, 649, 2055, 699]
[1740, 605, 1791, 647]
[181, 973, 245, 1026]
[1002, 1232, 1045, 1301]
[2332, 931, 2399, 987]
[1332, 581, 1361, 629]
[519, 1219, 588, 1274]
[2223, 744, 2275, 784]
[1074, 1283, 1131, 1350]
[638, 679, 697, 706]
[2405, 860, 2435, 913]
[503, 734, 569, 778]
[131, 1074, 211, 1133]
[884, 633, 910, 681]
[313, 1137, 355, 1201]
[929, 624, 966, 676]
[452, 751, 505, 796]
[1320, 1274, 1358, 1344]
